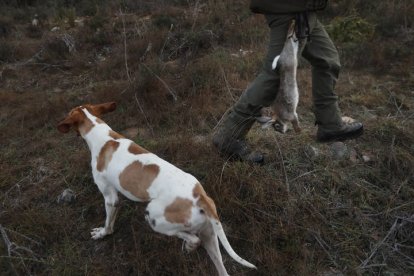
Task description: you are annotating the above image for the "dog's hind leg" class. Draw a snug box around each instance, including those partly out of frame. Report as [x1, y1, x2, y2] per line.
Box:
[145, 201, 201, 252]
[199, 223, 228, 276]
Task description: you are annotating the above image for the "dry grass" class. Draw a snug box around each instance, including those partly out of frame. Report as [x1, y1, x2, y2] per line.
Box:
[1, 0, 414, 275]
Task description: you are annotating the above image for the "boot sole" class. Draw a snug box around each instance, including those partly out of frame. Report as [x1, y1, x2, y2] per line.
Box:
[317, 126, 364, 143]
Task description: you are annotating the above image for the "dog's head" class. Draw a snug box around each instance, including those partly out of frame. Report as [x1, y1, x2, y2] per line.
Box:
[57, 102, 116, 134]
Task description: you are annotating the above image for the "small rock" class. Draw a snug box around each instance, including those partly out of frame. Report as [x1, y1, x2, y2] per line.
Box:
[74, 18, 85, 27]
[330, 142, 348, 159]
[362, 155, 371, 162]
[51, 26, 60, 32]
[304, 145, 320, 159]
[38, 165, 49, 175]
[57, 189, 76, 204]
[349, 148, 358, 163]
[361, 151, 375, 163]
[192, 135, 207, 144]
[230, 49, 253, 58]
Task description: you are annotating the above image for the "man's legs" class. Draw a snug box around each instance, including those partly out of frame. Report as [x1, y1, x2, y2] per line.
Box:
[212, 14, 294, 162]
[302, 15, 363, 142]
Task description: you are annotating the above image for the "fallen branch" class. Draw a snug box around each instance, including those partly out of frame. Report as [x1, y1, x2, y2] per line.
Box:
[119, 9, 132, 83]
[220, 66, 235, 103]
[311, 231, 341, 269]
[0, 225, 18, 274]
[140, 63, 178, 102]
[271, 132, 289, 195]
[359, 218, 399, 269]
[134, 92, 154, 137]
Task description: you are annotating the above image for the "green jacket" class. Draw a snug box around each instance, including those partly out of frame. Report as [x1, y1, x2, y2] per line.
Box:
[250, 0, 328, 14]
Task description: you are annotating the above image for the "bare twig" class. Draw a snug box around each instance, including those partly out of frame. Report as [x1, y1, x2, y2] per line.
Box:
[62, 33, 76, 53]
[220, 67, 235, 103]
[359, 218, 399, 269]
[212, 108, 230, 131]
[4, 228, 41, 246]
[253, 208, 279, 220]
[387, 177, 411, 207]
[385, 201, 414, 215]
[134, 93, 154, 136]
[119, 9, 132, 83]
[0, 224, 34, 274]
[401, 111, 414, 123]
[271, 132, 289, 195]
[311, 231, 341, 269]
[0, 176, 28, 202]
[382, 84, 404, 116]
[140, 42, 152, 62]
[190, 0, 201, 31]
[159, 24, 174, 61]
[140, 63, 178, 101]
[219, 159, 230, 186]
[0, 225, 13, 256]
[290, 169, 322, 183]
[12, 49, 44, 67]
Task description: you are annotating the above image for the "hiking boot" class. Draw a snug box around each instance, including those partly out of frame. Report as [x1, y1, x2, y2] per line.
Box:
[212, 108, 263, 164]
[212, 137, 264, 164]
[317, 121, 363, 142]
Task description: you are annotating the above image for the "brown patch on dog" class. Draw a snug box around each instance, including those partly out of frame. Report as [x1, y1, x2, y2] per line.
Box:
[57, 107, 95, 135]
[109, 130, 124, 140]
[128, 142, 149, 154]
[164, 197, 193, 224]
[79, 115, 94, 135]
[193, 183, 219, 220]
[96, 117, 105, 124]
[97, 140, 120, 172]
[119, 161, 159, 201]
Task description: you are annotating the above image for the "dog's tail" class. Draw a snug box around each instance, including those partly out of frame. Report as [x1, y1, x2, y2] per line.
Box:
[195, 186, 256, 269]
[210, 217, 257, 269]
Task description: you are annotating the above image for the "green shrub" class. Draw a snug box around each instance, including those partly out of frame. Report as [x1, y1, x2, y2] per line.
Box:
[326, 13, 375, 43]
[0, 17, 12, 38]
[87, 7, 108, 30]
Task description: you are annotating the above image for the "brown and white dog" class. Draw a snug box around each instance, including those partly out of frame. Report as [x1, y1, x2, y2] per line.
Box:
[57, 102, 256, 276]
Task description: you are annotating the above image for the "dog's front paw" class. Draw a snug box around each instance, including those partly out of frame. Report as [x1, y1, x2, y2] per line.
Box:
[91, 227, 107, 240]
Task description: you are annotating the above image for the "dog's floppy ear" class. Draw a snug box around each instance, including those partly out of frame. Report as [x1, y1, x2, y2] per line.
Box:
[57, 109, 84, 133]
[57, 117, 74, 133]
[90, 102, 117, 117]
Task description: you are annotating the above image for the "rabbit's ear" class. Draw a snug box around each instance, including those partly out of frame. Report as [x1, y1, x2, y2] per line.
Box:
[287, 19, 296, 38]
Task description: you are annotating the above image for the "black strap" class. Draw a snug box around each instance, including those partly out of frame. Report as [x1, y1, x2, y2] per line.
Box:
[295, 11, 311, 41]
